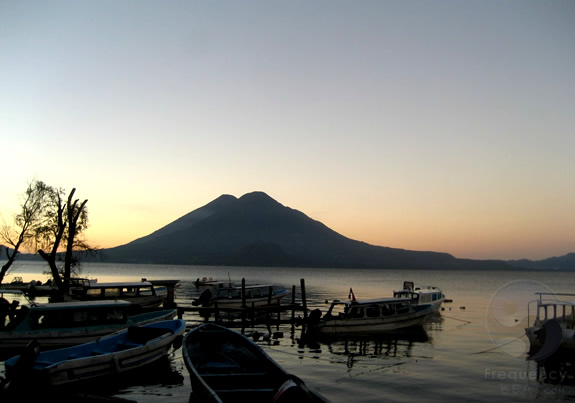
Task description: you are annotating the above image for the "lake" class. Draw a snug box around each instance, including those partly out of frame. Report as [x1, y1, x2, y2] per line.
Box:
[1, 261, 574, 402]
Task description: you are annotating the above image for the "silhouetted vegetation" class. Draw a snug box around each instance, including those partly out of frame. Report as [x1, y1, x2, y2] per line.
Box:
[0, 180, 94, 293]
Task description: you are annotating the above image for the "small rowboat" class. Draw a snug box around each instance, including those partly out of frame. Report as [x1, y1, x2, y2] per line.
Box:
[4, 319, 186, 388]
[182, 323, 330, 402]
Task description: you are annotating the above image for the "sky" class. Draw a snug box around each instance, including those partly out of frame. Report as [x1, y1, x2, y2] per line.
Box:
[1, 1, 574, 261]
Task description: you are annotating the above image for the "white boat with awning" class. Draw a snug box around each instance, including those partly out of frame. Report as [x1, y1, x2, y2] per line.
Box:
[308, 296, 434, 336]
[393, 281, 445, 312]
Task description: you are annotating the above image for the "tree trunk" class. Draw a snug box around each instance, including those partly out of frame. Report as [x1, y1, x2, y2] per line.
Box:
[0, 237, 24, 285]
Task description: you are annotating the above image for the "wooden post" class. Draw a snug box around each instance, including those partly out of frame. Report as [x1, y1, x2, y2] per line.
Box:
[241, 278, 247, 326]
[291, 285, 296, 323]
[301, 278, 308, 322]
[267, 286, 273, 305]
[241, 278, 247, 308]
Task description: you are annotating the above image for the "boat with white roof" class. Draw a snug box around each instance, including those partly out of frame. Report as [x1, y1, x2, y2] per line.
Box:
[193, 283, 288, 309]
[393, 281, 445, 312]
[65, 279, 167, 309]
[308, 291, 434, 336]
[0, 290, 176, 358]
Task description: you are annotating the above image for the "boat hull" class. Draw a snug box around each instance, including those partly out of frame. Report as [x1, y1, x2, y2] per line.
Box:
[0, 308, 176, 354]
[312, 309, 431, 335]
[211, 291, 288, 309]
[182, 323, 329, 403]
[526, 323, 575, 353]
[5, 319, 186, 387]
[524, 293, 575, 360]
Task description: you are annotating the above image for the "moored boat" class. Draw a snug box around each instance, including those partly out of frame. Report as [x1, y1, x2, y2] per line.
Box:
[65, 279, 167, 309]
[0, 277, 55, 298]
[0, 291, 176, 358]
[3, 319, 186, 388]
[182, 323, 330, 402]
[195, 277, 234, 289]
[193, 283, 289, 309]
[525, 292, 575, 361]
[393, 281, 445, 312]
[308, 296, 434, 336]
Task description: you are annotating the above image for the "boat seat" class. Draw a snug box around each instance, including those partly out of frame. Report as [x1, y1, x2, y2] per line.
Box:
[214, 388, 275, 401]
[117, 342, 141, 350]
[32, 361, 53, 368]
[127, 326, 172, 344]
[201, 372, 268, 378]
[201, 372, 274, 390]
[215, 388, 275, 392]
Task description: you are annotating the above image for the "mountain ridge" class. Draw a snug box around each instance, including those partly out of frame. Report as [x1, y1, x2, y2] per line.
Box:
[3, 192, 572, 270]
[98, 191, 569, 270]
[507, 253, 575, 271]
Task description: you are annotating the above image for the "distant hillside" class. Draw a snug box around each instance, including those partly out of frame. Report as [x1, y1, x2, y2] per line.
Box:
[100, 191, 517, 270]
[507, 253, 575, 271]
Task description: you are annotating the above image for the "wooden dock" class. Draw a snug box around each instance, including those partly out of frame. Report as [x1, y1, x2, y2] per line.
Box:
[176, 278, 311, 327]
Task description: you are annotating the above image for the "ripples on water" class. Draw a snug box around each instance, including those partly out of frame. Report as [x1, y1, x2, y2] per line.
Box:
[2, 262, 575, 402]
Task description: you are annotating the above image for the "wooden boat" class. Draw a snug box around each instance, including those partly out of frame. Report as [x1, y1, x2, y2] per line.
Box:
[65, 279, 166, 309]
[195, 277, 234, 288]
[525, 292, 575, 361]
[193, 284, 289, 309]
[308, 296, 434, 336]
[0, 277, 55, 298]
[393, 281, 446, 312]
[3, 319, 186, 387]
[0, 291, 176, 358]
[182, 323, 330, 402]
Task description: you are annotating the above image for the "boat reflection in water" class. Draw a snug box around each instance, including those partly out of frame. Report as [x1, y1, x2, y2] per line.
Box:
[301, 325, 430, 369]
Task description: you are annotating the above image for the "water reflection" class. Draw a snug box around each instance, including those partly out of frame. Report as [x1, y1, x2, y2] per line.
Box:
[299, 325, 430, 368]
[533, 353, 575, 386]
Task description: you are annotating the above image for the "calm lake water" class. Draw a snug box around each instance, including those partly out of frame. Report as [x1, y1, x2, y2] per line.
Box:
[2, 261, 575, 402]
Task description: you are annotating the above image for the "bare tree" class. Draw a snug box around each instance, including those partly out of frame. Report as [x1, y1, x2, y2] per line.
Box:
[37, 187, 91, 296]
[1, 181, 94, 294]
[0, 180, 51, 284]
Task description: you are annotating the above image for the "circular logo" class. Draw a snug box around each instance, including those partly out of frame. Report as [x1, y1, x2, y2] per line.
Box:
[486, 280, 555, 358]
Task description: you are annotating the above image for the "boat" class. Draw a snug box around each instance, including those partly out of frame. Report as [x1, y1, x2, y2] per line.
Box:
[65, 279, 167, 309]
[145, 279, 181, 308]
[182, 323, 330, 402]
[0, 277, 55, 298]
[3, 319, 186, 388]
[307, 296, 434, 336]
[393, 281, 446, 312]
[193, 283, 289, 309]
[525, 292, 575, 361]
[195, 277, 234, 288]
[0, 290, 177, 358]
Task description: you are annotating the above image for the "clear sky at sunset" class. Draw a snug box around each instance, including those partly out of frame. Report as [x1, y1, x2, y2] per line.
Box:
[1, 1, 573, 261]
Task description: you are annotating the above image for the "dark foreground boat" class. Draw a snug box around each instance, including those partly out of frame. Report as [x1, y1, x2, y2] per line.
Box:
[0, 290, 177, 359]
[3, 319, 186, 388]
[183, 323, 330, 402]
